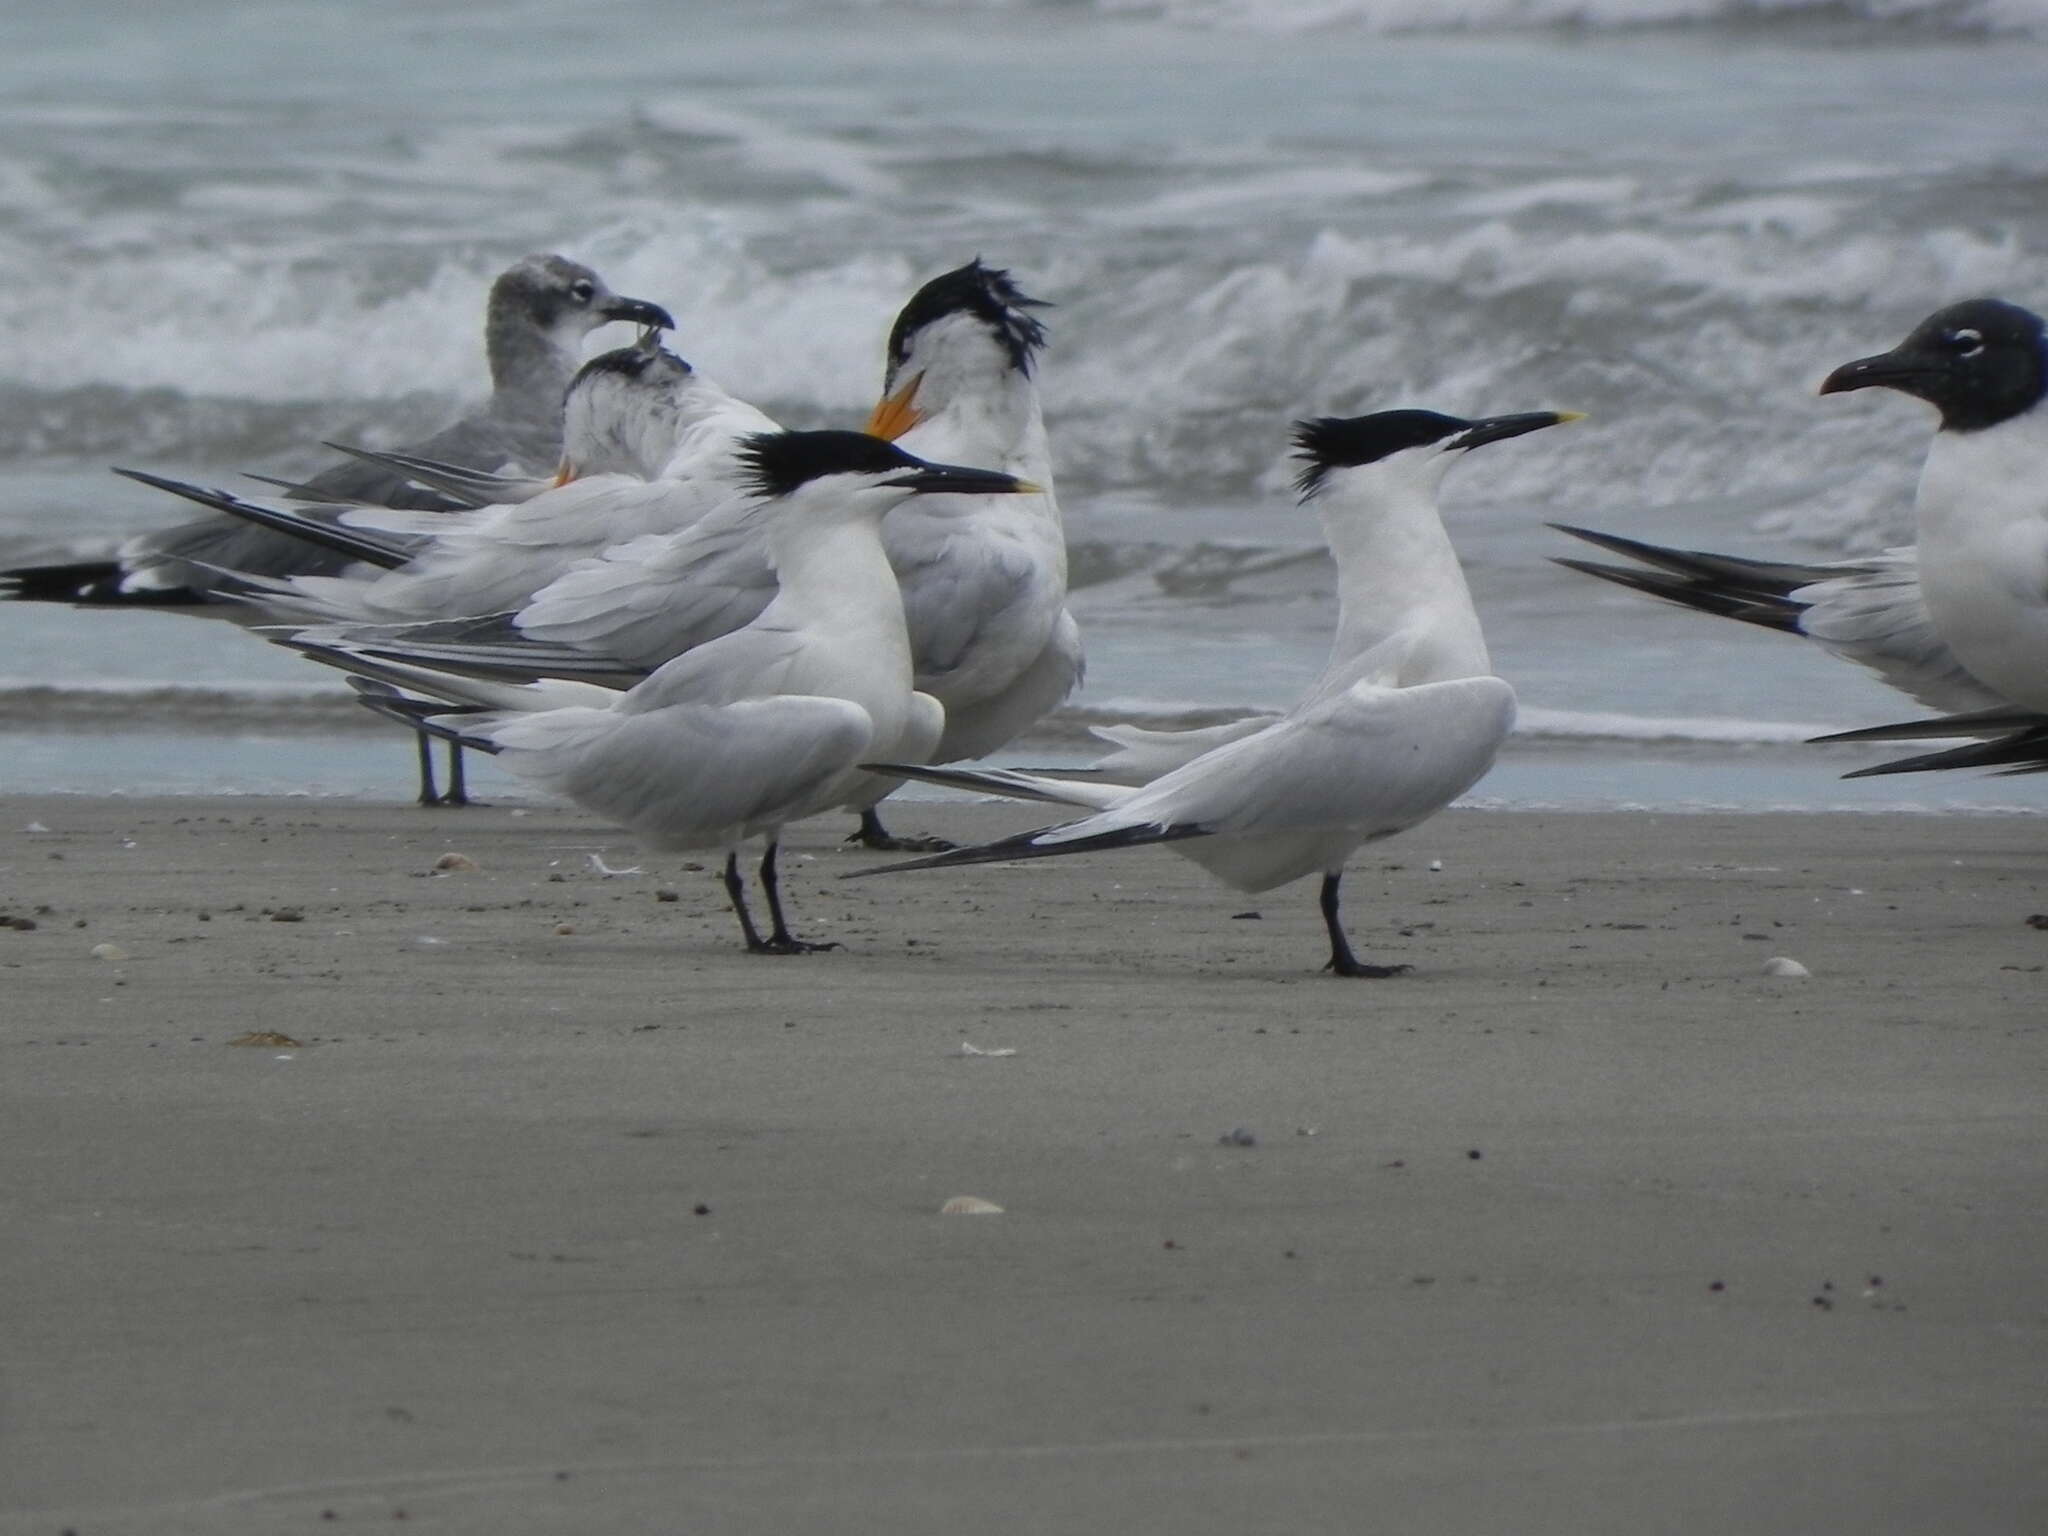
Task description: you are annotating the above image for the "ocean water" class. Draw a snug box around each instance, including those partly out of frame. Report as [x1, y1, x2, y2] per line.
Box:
[2, 0, 2046, 807]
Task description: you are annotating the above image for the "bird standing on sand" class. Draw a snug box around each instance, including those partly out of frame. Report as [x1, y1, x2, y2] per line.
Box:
[848, 407, 1580, 977]
[293, 431, 1040, 956]
[266, 260, 1082, 841]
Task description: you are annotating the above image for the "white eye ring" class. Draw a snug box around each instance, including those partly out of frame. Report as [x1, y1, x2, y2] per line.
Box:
[1952, 327, 1984, 357]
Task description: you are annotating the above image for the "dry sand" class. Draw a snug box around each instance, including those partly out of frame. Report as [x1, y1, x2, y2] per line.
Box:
[2, 794, 2044, 1533]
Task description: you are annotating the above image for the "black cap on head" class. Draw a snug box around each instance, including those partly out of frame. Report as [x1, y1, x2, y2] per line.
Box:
[1291, 409, 1577, 497]
[1819, 298, 2047, 433]
[886, 258, 1051, 377]
[737, 429, 1032, 501]
[738, 430, 925, 500]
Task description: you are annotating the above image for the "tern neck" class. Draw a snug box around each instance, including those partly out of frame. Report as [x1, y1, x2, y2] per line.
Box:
[1316, 466, 1490, 684]
[763, 499, 910, 650]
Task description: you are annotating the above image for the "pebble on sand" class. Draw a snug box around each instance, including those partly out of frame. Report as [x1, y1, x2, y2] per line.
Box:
[939, 1196, 1004, 1216]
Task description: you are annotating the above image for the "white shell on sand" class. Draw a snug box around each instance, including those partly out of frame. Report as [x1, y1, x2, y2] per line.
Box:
[1762, 956, 1811, 978]
[89, 942, 129, 961]
[432, 852, 479, 873]
[940, 1196, 1004, 1216]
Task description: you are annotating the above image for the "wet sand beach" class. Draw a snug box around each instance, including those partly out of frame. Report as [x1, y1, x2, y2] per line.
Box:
[2, 796, 2045, 1532]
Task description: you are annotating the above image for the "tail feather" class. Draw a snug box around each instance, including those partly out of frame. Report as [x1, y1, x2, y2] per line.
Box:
[859, 761, 1130, 811]
[1809, 705, 2048, 745]
[346, 677, 502, 753]
[843, 816, 1209, 879]
[1839, 726, 2048, 779]
[111, 468, 411, 571]
[322, 442, 545, 509]
[1548, 523, 1850, 635]
[0, 559, 205, 607]
[283, 637, 616, 713]
[330, 618, 647, 687]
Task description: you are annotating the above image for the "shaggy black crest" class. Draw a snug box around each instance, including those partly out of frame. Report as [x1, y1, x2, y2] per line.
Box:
[738, 430, 923, 500]
[1292, 411, 1469, 497]
[887, 258, 1051, 377]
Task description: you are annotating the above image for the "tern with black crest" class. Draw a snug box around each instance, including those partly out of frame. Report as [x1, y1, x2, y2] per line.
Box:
[847, 406, 1580, 977]
[290, 431, 1040, 956]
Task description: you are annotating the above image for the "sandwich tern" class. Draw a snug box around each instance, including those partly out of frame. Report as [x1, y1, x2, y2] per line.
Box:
[847, 407, 1580, 976]
[294, 431, 1040, 955]
[276, 260, 1079, 846]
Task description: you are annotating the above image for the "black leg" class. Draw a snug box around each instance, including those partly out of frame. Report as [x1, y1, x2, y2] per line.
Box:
[441, 742, 472, 807]
[757, 842, 840, 953]
[414, 730, 440, 807]
[1320, 872, 1409, 979]
[723, 851, 773, 953]
[844, 806, 957, 854]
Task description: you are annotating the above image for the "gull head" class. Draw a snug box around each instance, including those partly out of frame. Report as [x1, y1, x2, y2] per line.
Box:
[868, 259, 1052, 439]
[492, 254, 675, 347]
[1292, 408, 1583, 501]
[555, 341, 697, 482]
[738, 429, 1041, 514]
[1819, 298, 2046, 434]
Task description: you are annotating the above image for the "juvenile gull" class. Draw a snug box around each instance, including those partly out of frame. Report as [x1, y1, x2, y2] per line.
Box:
[2, 254, 672, 803]
[271, 261, 1079, 842]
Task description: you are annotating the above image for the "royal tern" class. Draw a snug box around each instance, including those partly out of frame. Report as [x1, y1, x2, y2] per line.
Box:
[282, 261, 1080, 844]
[847, 258, 1077, 849]
[847, 407, 1580, 976]
[294, 431, 1040, 955]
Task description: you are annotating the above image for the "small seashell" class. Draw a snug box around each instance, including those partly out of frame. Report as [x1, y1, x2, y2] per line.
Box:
[1762, 956, 1811, 979]
[229, 1031, 303, 1048]
[90, 942, 128, 961]
[939, 1196, 1003, 1216]
[553, 923, 576, 936]
[432, 852, 478, 874]
[1427, 859, 1444, 872]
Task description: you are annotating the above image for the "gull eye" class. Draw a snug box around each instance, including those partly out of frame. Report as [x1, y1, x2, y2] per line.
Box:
[570, 278, 597, 304]
[1951, 327, 1984, 358]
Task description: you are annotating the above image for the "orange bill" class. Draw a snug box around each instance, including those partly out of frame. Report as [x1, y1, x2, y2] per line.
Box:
[864, 371, 926, 440]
